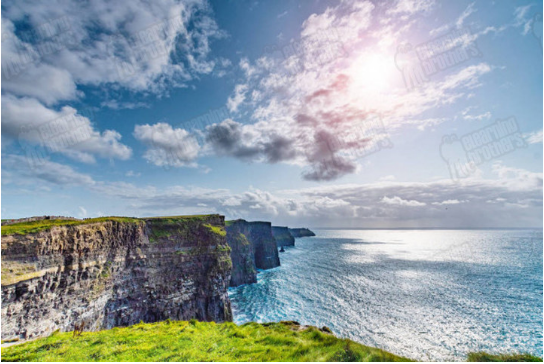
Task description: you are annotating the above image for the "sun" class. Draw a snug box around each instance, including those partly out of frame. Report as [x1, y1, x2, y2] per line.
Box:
[350, 53, 396, 94]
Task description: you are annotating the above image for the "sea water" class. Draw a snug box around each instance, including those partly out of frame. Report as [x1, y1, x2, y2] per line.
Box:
[228, 229, 543, 361]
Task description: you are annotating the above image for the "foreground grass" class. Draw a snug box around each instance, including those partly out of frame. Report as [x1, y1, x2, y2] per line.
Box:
[467, 352, 542, 362]
[1, 320, 411, 362]
[2, 320, 541, 362]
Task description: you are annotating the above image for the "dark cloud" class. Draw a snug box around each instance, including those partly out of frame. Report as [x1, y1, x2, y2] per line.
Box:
[206, 119, 296, 163]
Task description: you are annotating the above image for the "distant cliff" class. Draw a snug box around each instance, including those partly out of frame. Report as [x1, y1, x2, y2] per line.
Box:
[289, 228, 316, 238]
[225, 220, 257, 287]
[226, 220, 280, 287]
[272, 226, 295, 247]
[1, 215, 232, 341]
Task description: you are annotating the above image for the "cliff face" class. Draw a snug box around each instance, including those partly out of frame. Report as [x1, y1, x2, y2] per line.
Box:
[242, 221, 280, 270]
[225, 221, 257, 287]
[271, 226, 295, 247]
[226, 220, 280, 287]
[1, 215, 232, 341]
[289, 228, 316, 238]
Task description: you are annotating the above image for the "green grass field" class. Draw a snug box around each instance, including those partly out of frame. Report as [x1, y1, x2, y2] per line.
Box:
[1, 320, 540, 362]
[1, 321, 411, 362]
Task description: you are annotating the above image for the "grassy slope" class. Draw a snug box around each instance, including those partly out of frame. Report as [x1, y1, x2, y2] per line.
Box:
[467, 352, 542, 362]
[1, 215, 219, 236]
[0, 321, 412, 362]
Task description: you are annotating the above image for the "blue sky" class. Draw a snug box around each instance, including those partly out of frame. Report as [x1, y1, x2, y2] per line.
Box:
[1, 0, 542, 227]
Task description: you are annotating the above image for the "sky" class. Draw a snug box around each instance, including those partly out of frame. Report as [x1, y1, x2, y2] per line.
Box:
[1, 0, 542, 228]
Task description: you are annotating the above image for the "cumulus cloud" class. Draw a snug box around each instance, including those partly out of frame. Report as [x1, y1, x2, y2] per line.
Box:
[133, 123, 200, 167]
[203, 0, 492, 181]
[524, 129, 543, 144]
[205, 119, 296, 163]
[2, 0, 224, 99]
[382, 196, 426, 207]
[2, 95, 132, 163]
[2, 152, 541, 227]
[2, 0, 225, 164]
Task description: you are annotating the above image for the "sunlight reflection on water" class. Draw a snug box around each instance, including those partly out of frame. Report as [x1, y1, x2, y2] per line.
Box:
[228, 229, 543, 361]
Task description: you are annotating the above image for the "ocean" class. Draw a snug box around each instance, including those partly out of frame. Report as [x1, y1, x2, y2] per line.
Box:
[228, 229, 543, 361]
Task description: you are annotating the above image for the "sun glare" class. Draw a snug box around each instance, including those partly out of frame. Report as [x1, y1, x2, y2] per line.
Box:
[351, 53, 396, 94]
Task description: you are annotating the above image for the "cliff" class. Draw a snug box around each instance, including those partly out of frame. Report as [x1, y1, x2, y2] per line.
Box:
[226, 220, 280, 287]
[271, 226, 295, 247]
[289, 228, 316, 238]
[1, 215, 232, 341]
[225, 221, 257, 287]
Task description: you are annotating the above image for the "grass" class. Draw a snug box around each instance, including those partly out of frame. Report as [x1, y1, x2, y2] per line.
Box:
[467, 352, 542, 362]
[204, 223, 227, 237]
[1, 321, 541, 362]
[1, 215, 222, 236]
[1, 217, 141, 236]
[0, 320, 412, 362]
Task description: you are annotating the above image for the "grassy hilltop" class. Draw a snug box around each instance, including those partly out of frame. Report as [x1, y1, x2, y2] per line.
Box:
[2, 320, 541, 362]
[1, 321, 410, 362]
[0, 215, 217, 236]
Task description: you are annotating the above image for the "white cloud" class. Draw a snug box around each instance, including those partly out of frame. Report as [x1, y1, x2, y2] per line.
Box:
[208, 0, 493, 181]
[2, 0, 225, 102]
[2, 0, 226, 165]
[513, 5, 535, 36]
[125, 170, 141, 177]
[3, 155, 541, 227]
[227, 84, 249, 113]
[382, 196, 426, 207]
[2, 154, 96, 186]
[432, 199, 465, 205]
[133, 123, 200, 167]
[524, 129, 543, 144]
[2, 95, 132, 163]
[379, 175, 396, 181]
